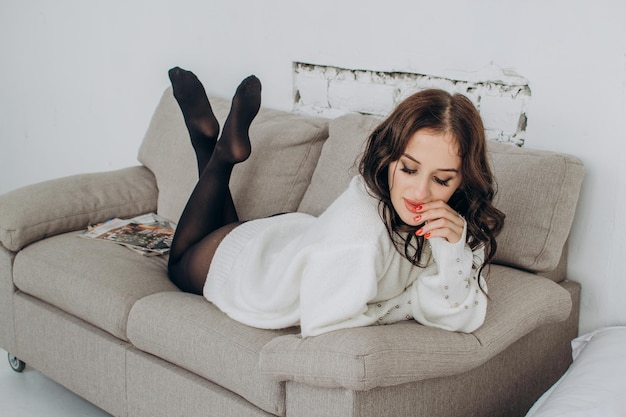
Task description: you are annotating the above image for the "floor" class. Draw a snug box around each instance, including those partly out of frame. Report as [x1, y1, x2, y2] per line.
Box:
[0, 348, 112, 417]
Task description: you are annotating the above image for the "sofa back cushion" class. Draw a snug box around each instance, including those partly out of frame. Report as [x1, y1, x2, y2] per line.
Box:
[138, 87, 328, 223]
[299, 113, 584, 274]
[298, 113, 381, 216]
[487, 142, 584, 272]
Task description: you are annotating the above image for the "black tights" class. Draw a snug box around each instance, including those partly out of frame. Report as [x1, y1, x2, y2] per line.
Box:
[167, 67, 261, 294]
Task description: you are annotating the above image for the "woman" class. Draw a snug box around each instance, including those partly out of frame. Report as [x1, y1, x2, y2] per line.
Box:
[167, 67, 504, 337]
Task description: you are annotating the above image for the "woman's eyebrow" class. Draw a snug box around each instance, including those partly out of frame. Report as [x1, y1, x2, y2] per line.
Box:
[402, 153, 459, 173]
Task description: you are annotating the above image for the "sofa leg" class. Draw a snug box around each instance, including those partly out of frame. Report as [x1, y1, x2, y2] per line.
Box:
[7, 352, 26, 372]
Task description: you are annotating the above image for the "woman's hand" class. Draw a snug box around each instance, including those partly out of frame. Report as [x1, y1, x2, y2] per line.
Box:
[413, 201, 465, 243]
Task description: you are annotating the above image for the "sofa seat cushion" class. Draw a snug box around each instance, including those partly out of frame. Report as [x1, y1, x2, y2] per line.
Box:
[259, 265, 573, 391]
[127, 292, 296, 417]
[13, 231, 178, 341]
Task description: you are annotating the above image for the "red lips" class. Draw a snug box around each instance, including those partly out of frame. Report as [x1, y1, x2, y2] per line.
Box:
[404, 198, 423, 213]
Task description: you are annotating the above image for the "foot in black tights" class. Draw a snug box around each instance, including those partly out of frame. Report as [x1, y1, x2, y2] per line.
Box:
[169, 67, 220, 172]
[214, 75, 262, 165]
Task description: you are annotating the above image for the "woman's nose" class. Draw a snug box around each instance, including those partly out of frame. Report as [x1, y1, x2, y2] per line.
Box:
[411, 178, 431, 201]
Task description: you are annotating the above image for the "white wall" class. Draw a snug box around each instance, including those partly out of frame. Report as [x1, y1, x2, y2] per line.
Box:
[1, 0, 624, 334]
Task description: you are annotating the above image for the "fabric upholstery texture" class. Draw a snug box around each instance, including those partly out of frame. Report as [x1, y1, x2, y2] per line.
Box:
[128, 292, 295, 416]
[14, 293, 129, 417]
[0, 166, 158, 252]
[137, 88, 328, 223]
[0, 247, 16, 354]
[284, 281, 580, 417]
[298, 113, 380, 215]
[13, 231, 178, 340]
[260, 265, 572, 391]
[488, 141, 584, 272]
[127, 349, 273, 417]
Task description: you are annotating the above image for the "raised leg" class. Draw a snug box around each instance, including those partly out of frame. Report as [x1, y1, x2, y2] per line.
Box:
[168, 74, 262, 294]
[169, 67, 240, 225]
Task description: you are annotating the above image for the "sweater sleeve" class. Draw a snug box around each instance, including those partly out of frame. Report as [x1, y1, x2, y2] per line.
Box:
[409, 221, 488, 333]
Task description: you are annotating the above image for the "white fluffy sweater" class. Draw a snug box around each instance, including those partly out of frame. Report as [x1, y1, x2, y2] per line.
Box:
[204, 176, 487, 337]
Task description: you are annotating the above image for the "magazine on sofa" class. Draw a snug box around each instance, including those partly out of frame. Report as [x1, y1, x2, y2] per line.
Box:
[80, 213, 175, 256]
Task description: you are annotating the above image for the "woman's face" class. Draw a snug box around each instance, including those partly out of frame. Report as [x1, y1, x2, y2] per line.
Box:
[388, 129, 462, 226]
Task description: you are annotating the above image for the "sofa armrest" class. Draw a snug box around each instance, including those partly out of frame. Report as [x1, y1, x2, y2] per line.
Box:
[259, 265, 572, 391]
[0, 166, 158, 252]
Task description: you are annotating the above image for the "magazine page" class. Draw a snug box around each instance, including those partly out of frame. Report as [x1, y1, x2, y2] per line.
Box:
[81, 213, 175, 256]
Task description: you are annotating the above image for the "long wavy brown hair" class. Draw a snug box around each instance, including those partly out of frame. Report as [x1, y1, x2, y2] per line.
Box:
[359, 89, 505, 270]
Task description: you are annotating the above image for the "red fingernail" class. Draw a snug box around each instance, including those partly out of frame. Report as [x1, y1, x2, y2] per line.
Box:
[413, 215, 421, 222]
[416, 228, 423, 236]
[424, 233, 431, 239]
[416, 205, 423, 211]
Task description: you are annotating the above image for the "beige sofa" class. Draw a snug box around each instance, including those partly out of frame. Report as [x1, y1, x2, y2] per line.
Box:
[0, 87, 584, 417]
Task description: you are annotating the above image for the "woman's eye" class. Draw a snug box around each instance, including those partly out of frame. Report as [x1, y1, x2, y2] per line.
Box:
[400, 165, 417, 174]
[434, 177, 451, 186]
